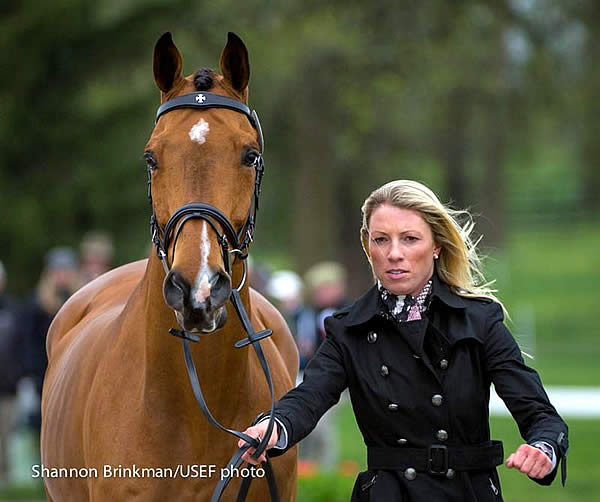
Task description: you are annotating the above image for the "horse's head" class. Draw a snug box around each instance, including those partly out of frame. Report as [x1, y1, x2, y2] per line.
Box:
[145, 32, 263, 334]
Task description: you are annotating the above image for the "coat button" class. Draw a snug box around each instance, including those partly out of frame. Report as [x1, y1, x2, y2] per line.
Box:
[446, 468, 455, 479]
[431, 394, 443, 407]
[388, 403, 399, 411]
[367, 331, 378, 343]
[404, 468, 417, 481]
[380, 365, 389, 376]
[439, 359, 448, 369]
[397, 438, 408, 445]
[436, 429, 448, 441]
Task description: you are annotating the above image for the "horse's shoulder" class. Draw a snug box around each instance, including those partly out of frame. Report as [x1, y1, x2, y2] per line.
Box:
[47, 260, 147, 357]
[250, 288, 286, 325]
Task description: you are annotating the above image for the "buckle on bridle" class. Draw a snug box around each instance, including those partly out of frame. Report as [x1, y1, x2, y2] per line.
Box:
[427, 445, 449, 475]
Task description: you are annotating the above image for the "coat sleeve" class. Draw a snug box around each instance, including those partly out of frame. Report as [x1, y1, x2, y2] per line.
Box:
[267, 316, 348, 457]
[482, 301, 569, 486]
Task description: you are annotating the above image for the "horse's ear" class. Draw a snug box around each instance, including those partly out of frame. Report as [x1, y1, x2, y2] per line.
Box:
[153, 32, 183, 93]
[219, 32, 250, 96]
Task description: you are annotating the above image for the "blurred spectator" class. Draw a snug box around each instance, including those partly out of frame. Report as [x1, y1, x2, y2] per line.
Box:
[79, 230, 114, 285]
[247, 256, 272, 296]
[265, 270, 304, 334]
[295, 261, 348, 370]
[294, 261, 348, 472]
[19, 247, 79, 433]
[0, 260, 23, 484]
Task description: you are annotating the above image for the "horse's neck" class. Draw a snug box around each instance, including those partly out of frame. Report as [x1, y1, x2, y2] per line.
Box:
[132, 253, 252, 413]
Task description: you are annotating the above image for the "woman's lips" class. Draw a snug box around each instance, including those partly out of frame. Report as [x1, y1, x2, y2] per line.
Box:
[386, 269, 408, 279]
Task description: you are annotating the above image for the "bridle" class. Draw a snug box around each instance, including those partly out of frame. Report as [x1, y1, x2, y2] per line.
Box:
[147, 91, 280, 502]
[150, 91, 265, 279]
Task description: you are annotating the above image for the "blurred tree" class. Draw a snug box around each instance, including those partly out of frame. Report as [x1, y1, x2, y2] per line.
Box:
[0, 0, 596, 296]
[578, 3, 600, 214]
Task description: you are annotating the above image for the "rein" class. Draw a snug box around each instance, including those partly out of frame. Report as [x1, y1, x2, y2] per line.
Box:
[148, 92, 279, 502]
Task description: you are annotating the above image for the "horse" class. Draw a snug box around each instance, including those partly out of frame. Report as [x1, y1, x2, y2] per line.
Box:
[41, 32, 299, 501]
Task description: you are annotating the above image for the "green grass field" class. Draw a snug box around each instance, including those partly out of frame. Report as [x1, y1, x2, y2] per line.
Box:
[484, 221, 599, 386]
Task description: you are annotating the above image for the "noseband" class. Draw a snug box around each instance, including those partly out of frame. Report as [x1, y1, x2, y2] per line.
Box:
[147, 92, 279, 502]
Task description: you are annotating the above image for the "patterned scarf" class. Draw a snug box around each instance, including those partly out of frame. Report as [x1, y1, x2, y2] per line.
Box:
[378, 278, 432, 322]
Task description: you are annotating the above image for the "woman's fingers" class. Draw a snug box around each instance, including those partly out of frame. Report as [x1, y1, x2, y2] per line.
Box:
[240, 449, 266, 465]
[505, 444, 552, 478]
[236, 423, 274, 465]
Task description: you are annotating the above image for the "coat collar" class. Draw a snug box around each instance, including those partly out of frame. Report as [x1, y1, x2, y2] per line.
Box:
[342, 272, 466, 327]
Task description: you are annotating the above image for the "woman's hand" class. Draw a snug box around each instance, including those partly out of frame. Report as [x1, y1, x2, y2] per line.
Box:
[237, 420, 279, 465]
[506, 444, 552, 479]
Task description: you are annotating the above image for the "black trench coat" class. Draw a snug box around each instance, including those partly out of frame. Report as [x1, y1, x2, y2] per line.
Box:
[268, 274, 568, 502]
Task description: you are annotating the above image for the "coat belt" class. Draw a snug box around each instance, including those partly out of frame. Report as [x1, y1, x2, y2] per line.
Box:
[367, 441, 504, 474]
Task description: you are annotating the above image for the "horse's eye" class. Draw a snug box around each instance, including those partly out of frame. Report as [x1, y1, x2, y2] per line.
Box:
[144, 151, 158, 170]
[243, 149, 260, 167]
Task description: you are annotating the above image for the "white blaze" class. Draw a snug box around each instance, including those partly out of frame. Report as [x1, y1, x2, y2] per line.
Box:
[192, 222, 212, 305]
[189, 118, 210, 144]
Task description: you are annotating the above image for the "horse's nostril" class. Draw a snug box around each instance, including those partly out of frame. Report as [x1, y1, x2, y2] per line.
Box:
[209, 273, 221, 289]
[164, 271, 189, 311]
[210, 271, 232, 308]
[170, 271, 189, 294]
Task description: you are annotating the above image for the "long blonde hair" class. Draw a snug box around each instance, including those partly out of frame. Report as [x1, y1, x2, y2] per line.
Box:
[360, 180, 500, 303]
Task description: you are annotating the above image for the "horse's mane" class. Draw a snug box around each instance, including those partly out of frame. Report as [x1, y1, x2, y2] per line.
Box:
[194, 68, 215, 91]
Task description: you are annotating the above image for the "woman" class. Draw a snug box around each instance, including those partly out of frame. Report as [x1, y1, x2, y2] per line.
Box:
[240, 180, 568, 501]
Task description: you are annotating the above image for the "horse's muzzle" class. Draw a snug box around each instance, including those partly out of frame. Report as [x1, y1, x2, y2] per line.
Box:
[163, 269, 231, 333]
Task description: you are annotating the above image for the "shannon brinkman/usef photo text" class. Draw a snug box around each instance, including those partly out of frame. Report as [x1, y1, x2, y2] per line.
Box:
[31, 464, 265, 480]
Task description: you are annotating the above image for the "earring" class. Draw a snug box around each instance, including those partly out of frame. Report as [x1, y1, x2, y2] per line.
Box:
[434, 254, 439, 260]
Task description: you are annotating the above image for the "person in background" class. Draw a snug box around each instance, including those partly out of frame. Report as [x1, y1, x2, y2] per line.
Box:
[265, 270, 304, 340]
[288, 261, 348, 473]
[20, 247, 80, 436]
[296, 261, 348, 370]
[0, 260, 22, 485]
[239, 180, 568, 501]
[247, 256, 272, 297]
[79, 231, 114, 285]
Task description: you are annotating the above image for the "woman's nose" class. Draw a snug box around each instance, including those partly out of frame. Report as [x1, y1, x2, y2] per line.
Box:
[387, 240, 404, 261]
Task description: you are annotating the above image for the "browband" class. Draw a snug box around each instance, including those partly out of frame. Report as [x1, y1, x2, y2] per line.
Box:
[155, 92, 264, 152]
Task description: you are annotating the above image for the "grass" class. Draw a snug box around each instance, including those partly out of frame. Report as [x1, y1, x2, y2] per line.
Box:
[484, 221, 600, 386]
[0, 482, 45, 501]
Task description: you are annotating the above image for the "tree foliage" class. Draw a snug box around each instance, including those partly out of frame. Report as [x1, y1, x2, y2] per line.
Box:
[0, 0, 596, 295]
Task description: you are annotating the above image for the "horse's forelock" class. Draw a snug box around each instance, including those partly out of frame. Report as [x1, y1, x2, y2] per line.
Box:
[194, 68, 215, 91]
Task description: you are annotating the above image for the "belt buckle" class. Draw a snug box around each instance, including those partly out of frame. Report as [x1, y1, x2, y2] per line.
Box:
[427, 444, 449, 475]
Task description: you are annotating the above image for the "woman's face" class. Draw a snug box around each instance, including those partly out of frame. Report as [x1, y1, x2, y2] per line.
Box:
[368, 204, 440, 296]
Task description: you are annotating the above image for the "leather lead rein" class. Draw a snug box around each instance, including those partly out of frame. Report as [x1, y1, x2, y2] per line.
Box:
[148, 92, 279, 501]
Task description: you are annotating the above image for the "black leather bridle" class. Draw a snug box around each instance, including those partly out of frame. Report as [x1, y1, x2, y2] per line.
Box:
[147, 92, 280, 502]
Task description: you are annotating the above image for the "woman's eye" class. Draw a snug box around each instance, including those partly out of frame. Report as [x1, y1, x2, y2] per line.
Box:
[373, 237, 387, 244]
[405, 236, 419, 242]
[243, 150, 259, 166]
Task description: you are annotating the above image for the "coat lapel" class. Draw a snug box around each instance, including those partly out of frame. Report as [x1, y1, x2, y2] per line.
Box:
[342, 284, 383, 327]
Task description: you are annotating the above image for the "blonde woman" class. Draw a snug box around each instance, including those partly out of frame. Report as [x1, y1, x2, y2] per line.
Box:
[240, 180, 568, 501]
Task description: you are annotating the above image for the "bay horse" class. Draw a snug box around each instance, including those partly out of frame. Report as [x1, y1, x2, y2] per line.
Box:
[41, 32, 298, 501]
